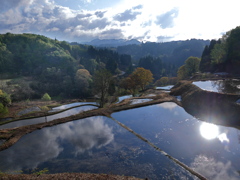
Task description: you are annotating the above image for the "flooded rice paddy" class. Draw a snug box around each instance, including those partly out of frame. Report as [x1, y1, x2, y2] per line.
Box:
[0, 115, 193, 179]
[1, 88, 240, 179]
[0, 105, 98, 130]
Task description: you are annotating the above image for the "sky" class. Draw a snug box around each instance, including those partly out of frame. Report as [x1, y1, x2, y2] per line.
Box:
[0, 0, 240, 43]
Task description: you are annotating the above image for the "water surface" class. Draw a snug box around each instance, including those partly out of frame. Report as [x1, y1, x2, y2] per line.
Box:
[117, 95, 132, 103]
[0, 105, 97, 129]
[193, 80, 240, 94]
[49, 102, 97, 112]
[112, 102, 240, 180]
[156, 85, 173, 90]
[0, 116, 193, 179]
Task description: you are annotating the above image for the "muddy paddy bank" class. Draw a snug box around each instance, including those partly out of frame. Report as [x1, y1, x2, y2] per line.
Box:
[0, 172, 143, 180]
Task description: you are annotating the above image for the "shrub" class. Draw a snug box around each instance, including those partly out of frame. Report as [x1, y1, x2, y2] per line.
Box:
[41, 93, 51, 101]
[0, 103, 8, 117]
[0, 90, 11, 106]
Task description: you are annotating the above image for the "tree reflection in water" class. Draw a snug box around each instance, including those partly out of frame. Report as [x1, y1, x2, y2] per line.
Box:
[212, 80, 240, 95]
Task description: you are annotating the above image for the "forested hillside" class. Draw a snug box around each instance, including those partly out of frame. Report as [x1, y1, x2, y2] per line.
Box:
[0, 33, 132, 100]
[116, 39, 210, 66]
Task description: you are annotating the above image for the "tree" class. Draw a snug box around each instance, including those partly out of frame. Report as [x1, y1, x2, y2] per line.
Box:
[185, 56, 200, 76]
[106, 58, 117, 74]
[199, 40, 218, 72]
[155, 77, 169, 86]
[119, 76, 137, 95]
[138, 56, 163, 79]
[130, 67, 153, 91]
[177, 57, 200, 79]
[226, 26, 240, 73]
[210, 43, 227, 65]
[93, 69, 113, 108]
[177, 65, 187, 80]
[75, 69, 92, 97]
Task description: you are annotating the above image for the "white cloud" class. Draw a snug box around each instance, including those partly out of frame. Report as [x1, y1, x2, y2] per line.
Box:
[0, 0, 240, 42]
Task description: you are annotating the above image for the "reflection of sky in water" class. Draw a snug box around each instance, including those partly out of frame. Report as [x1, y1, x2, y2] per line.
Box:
[0, 106, 97, 129]
[156, 85, 173, 90]
[117, 95, 132, 103]
[175, 96, 182, 101]
[50, 102, 97, 112]
[193, 80, 240, 95]
[112, 102, 240, 180]
[193, 81, 219, 92]
[0, 116, 194, 179]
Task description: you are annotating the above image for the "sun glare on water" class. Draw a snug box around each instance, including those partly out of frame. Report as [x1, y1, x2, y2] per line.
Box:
[200, 122, 219, 140]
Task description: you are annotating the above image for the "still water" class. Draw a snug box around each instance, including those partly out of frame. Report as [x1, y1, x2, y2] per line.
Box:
[193, 80, 240, 94]
[156, 85, 173, 90]
[112, 103, 240, 180]
[0, 116, 193, 179]
[49, 102, 97, 112]
[1, 102, 240, 179]
[0, 105, 97, 130]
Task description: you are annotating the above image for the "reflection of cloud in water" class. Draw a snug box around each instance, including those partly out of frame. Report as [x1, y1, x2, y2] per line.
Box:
[191, 155, 238, 180]
[0, 117, 114, 172]
[157, 102, 177, 110]
[218, 133, 230, 143]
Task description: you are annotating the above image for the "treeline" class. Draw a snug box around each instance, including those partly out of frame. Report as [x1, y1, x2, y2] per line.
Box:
[138, 56, 176, 79]
[116, 39, 209, 67]
[199, 26, 240, 75]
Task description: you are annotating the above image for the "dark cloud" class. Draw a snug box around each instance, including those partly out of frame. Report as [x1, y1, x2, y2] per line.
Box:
[87, 18, 109, 30]
[95, 11, 106, 18]
[0, 0, 29, 12]
[157, 36, 174, 42]
[75, 13, 93, 19]
[100, 28, 124, 39]
[47, 14, 110, 32]
[120, 22, 126, 27]
[155, 8, 179, 29]
[114, 9, 141, 22]
[141, 20, 152, 28]
[133, 5, 143, 10]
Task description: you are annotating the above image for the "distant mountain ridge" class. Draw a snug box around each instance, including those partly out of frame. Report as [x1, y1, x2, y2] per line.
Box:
[83, 39, 141, 47]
